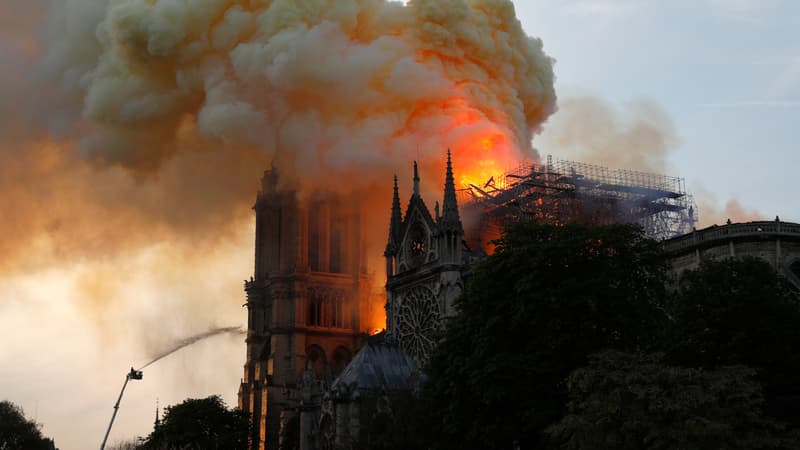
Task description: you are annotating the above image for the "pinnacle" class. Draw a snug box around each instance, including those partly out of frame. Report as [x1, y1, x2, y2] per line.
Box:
[441, 149, 463, 233]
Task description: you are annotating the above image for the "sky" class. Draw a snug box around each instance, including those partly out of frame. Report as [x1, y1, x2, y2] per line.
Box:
[518, 0, 800, 222]
[0, 1, 798, 449]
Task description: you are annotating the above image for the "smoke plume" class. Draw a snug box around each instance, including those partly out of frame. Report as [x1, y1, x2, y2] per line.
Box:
[537, 94, 767, 229]
[694, 186, 765, 227]
[538, 94, 678, 173]
[0, 2, 555, 447]
[44, 0, 556, 182]
[2, 0, 558, 271]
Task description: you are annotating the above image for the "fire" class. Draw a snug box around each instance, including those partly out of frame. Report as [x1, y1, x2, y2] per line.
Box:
[0, 1, 559, 447]
[453, 132, 513, 190]
[460, 160, 501, 189]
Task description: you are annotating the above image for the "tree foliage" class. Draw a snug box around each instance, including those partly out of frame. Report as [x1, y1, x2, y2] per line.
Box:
[107, 439, 143, 450]
[665, 257, 800, 424]
[547, 351, 795, 450]
[418, 223, 669, 449]
[139, 396, 248, 450]
[0, 400, 57, 450]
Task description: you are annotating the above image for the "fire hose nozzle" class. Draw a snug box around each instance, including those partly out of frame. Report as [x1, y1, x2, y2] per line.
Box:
[128, 368, 143, 380]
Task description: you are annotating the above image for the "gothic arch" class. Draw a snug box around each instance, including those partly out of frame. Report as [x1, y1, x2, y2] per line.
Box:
[331, 346, 353, 375]
[306, 345, 327, 376]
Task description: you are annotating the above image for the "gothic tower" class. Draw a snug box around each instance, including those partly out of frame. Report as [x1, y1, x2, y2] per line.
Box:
[385, 150, 465, 365]
[239, 166, 371, 450]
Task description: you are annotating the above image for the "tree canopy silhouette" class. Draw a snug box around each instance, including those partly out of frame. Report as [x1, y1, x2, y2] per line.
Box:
[0, 400, 57, 450]
[419, 223, 669, 449]
[665, 256, 800, 425]
[547, 350, 796, 450]
[140, 396, 248, 450]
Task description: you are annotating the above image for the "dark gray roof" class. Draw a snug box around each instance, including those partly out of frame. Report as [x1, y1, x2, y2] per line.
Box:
[331, 339, 416, 391]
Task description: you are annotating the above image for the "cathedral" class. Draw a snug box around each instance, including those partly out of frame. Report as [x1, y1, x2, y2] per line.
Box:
[239, 151, 467, 450]
[239, 149, 800, 449]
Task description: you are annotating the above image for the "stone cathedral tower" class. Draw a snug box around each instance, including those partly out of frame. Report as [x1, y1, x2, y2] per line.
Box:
[238, 167, 371, 450]
[385, 150, 465, 365]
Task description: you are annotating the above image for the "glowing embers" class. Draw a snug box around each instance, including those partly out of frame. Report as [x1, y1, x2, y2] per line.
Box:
[462, 157, 697, 248]
[454, 134, 510, 190]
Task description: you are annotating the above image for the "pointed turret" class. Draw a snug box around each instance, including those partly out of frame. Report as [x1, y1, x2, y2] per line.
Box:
[413, 161, 420, 197]
[386, 175, 403, 256]
[440, 149, 463, 233]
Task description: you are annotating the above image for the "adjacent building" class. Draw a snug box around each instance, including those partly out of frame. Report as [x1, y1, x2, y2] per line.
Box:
[663, 218, 800, 290]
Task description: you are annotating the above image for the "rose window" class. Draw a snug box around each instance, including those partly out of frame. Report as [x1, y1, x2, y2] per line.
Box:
[396, 286, 440, 363]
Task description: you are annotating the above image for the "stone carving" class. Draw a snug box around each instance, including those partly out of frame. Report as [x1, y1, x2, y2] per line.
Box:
[395, 285, 440, 363]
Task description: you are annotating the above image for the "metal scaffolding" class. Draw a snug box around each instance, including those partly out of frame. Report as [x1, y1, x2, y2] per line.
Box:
[460, 155, 697, 243]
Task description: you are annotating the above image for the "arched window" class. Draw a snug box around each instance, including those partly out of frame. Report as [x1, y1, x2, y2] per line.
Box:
[331, 346, 352, 375]
[306, 345, 327, 376]
[308, 296, 321, 326]
[306, 288, 348, 329]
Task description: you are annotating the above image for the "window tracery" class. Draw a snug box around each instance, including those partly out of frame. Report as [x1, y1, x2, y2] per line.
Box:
[307, 287, 349, 328]
[395, 286, 440, 363]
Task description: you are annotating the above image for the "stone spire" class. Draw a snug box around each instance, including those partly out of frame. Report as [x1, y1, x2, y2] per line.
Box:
[413, 161, 420, 197]
[441, 149, 463, 233]
[387, 175, 403, 254]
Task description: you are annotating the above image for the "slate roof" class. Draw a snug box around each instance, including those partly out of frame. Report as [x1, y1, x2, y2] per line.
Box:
[331, 337, 416, 392]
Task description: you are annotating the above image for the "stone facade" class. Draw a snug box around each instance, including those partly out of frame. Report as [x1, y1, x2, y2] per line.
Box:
[384, 152, 466, 366]
[298, 337, 418, 450]
[239, 167, 372, 450]
[663, 218, 800, 290]
[274, 151, 467, 450]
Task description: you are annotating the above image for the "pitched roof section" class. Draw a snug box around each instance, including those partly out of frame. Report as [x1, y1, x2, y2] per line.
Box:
[331, 339, 416, 392]
[403, 160, 437, 236]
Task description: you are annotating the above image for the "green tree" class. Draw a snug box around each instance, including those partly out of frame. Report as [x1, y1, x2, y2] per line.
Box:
[665, 257, 800, 424]
[0, 400, 57, 450]
[107, 439, 143, 450]
[419, 223, 669, 449]
[547, 350, 795, 450]
[140, 396, 248, 450]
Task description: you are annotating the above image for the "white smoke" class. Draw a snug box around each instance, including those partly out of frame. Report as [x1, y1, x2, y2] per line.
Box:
[42, 0, 557, 185]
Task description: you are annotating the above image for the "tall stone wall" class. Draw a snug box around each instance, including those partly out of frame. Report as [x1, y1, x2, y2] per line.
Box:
[663, 219, 800, 290]
[240, 168, 370, 450]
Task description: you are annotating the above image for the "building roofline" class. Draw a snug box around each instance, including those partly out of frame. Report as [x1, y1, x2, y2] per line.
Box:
[663, 219, 800, 255]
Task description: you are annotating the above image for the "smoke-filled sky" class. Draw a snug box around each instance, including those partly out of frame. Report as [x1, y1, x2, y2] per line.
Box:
[520, 0, 800, 221]
[1, 1, 798, 449]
